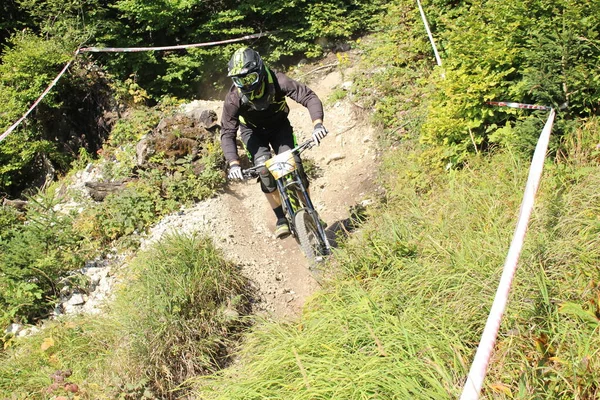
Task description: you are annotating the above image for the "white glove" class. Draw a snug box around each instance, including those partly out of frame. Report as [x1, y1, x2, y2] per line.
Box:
[227, 165, 243, 180]
[312, 123, 328, 145]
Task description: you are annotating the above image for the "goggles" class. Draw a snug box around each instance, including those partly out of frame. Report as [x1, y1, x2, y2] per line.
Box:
[232, 72, 260, 89]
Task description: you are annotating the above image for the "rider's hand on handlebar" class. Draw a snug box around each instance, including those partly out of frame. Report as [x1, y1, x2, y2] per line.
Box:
[227, 165, 244, 180]
[312, 123, 328, 146]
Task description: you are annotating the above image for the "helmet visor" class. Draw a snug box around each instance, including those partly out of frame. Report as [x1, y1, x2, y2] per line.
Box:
[232, 72, 260, 89]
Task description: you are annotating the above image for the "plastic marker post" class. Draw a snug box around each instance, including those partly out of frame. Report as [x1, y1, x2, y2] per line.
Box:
[486, 101, 552, 111]
[460, 107, 556, 400]
[416, 0, 443, 67]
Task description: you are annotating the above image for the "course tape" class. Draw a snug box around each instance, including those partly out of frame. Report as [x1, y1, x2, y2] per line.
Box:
[0, 50, 80, 143]
[1, 32, 272, 142]
[486, 101, 552, 111]
[79, 31, 272, 53]
[460, 107, 556, 400]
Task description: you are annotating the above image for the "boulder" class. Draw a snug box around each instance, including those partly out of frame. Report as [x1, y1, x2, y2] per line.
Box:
[136, 113, 216, 169]
[84, 181, 129, 201]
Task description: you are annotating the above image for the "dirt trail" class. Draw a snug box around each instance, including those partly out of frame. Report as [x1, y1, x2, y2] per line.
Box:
[146, 59, 379, 320]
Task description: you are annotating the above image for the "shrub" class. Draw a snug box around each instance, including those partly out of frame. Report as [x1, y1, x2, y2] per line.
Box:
[0, 191, 93, 328]
[420, 0, 600, 168]
[113, 234, 252, 398]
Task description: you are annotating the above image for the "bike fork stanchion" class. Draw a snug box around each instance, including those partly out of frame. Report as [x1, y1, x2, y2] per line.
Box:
[276, 179, 297, 235]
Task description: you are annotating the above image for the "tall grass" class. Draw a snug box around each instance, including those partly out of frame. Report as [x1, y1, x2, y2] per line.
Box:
[189, 146, 520, 399]
[0, 317, 118, 399]
[484, 118, 600, 399]
[0, 233, 253, 399]
[191, 118, 600, 399]
[111, 233, 253, 398]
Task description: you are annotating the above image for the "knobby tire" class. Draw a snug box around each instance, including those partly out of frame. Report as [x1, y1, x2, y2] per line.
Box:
[294, 209, 328, 266]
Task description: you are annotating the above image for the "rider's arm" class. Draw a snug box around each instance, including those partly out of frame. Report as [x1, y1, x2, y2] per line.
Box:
[220, 88, 242, 164]
[276, 72, 324, 125]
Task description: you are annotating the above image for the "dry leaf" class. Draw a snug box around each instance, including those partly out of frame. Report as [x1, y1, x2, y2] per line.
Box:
[490, 383, 513, 397]
[41, 337, 55, 351]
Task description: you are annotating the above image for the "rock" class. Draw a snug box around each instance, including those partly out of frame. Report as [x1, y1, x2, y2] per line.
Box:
[68, 293, 85, 306]
[2, 198, 28, 211]
[182, 101, 221, 131]
[189, 109, 220, 131]
[64, 383, 79, 393]
[5, 323, 22, 336]
[135, 113, 215, 169]
[18, 326, 40, 337]
[85, 180, 129, 201]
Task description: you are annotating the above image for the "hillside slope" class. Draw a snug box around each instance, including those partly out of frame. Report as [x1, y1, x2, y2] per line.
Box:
[143, 60, 379, 318]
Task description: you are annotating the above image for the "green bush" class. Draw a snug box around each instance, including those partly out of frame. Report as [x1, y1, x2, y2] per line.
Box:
[0, 32, 115, 195]
[352, 1, 432, 146]
[84, 183, 165, 243]
[0, 33, 72, 193]
[419, 0, 600, 168]
[0, 191, 93, 328]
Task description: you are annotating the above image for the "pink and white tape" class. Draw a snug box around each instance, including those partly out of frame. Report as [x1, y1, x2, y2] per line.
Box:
[460, 107, 556, 400]
[1, 32, 272, 142]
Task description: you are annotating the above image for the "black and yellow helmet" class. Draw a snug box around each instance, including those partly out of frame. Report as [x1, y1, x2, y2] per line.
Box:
[227, 47, 267, 97]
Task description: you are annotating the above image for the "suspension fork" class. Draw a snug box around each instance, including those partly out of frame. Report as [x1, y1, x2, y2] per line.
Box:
[285, 173, 330, 251]
[276, 178, 297, 226]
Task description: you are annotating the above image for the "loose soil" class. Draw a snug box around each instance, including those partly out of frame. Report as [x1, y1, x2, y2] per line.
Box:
[145, 55, 381, 320]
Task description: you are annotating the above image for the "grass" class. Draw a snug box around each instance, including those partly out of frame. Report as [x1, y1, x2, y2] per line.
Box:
[111, 233, 253, 398]
[188, 122, 600, 399]
[3, 127, 597, 398]
[0, 98, 598, 400]
[0, 233, 253, 399]
[0, 316, 120, 399]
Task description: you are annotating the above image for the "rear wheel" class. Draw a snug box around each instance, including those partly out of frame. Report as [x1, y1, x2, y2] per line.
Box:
[295, 209, 329, 265]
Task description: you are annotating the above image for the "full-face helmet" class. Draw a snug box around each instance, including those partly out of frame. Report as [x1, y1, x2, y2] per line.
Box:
[227, 47, 267, 99]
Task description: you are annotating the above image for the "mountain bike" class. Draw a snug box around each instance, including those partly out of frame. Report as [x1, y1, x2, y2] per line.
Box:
[243, 139, 331, 265]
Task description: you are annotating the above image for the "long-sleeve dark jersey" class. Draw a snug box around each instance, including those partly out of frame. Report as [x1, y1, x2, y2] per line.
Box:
[220, 69, 324, 163]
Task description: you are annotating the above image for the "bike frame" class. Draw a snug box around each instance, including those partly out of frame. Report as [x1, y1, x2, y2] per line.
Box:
[277, 165, 325, 243]
[244, 139, 330, 256]
[275, 143, 329, 248]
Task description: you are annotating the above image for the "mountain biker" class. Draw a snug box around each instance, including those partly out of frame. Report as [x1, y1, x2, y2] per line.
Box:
[221, 46, 328, 239]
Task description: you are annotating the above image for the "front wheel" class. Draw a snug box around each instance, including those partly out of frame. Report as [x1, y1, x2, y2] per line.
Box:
[294, 209, 330, 265]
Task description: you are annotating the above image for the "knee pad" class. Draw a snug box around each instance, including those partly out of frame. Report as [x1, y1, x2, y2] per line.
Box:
[255, 155, 277, 193]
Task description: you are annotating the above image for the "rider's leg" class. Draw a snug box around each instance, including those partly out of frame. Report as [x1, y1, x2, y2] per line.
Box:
[253, 154, 289, 237]
[265, 190, 290, 238]
[241, 131, 291, 238]
[265, 190, 281, 208]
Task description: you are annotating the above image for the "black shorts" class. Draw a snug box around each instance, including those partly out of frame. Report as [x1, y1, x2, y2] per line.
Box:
[239, 119, 297, 162]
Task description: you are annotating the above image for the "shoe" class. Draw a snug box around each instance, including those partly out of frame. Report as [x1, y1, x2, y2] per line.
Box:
[275, 218, 291, 239]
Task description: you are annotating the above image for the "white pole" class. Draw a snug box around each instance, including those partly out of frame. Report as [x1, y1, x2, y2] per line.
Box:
[416, 0, 443, 67]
